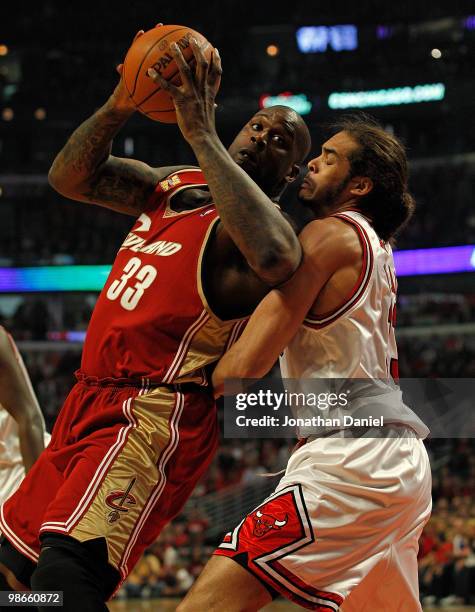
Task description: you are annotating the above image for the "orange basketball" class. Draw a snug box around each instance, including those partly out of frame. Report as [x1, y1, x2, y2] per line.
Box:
[123, 25, 216, 123]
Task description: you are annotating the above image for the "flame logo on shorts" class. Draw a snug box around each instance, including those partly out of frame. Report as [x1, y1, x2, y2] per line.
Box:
[252, 509, 288, 537]
[106, 477, 137, 524]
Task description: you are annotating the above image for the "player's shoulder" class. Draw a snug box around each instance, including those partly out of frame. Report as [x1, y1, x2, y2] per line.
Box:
[299, 216, 363, 264]
[154, 165, 201, 182]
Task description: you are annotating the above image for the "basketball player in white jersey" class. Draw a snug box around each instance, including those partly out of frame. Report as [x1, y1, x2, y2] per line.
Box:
[177, 116, 432, 611]
[0, 327, 49, 505]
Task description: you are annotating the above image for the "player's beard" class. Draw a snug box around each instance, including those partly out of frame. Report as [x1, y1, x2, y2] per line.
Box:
[299, 174, 352, 216]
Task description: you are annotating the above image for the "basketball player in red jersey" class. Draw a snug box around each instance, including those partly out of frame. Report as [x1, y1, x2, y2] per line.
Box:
[0, 29, 310, 609]
[177, 119, 432, 610]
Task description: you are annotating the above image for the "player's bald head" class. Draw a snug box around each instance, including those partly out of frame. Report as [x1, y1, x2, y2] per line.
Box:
[259, 105, 311, 164]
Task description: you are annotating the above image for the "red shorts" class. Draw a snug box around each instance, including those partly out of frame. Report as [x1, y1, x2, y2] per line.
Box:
[0, 374, 218, 590]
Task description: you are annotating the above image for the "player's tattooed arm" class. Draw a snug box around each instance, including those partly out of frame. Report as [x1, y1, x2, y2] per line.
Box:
[148, 41, 302, 286]
[48, 29, 172, 216]
[191, 138, 302, 286]
[48, 101, 163, 216]
[212, 219, 361, 396]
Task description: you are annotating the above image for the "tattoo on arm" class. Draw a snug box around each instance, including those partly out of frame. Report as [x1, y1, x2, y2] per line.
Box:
[52, 104, 130, 178]
[192, 137, 301, 277]
[50, 102, 158, 214]
[82, 158, 158, 214]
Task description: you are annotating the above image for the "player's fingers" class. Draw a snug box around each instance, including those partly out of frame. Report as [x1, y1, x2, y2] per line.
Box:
[155, 23, 163, 28]
[133, 30, 145, 42]
[147, 67, 181, 97]
[190, 38, 209, 86]
[208, 48, 222, 94]
[116, 63, 123, 75]
[170, 42, 194, 89]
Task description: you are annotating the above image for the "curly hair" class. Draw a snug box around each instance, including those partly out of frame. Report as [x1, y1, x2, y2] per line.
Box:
[331, 114, 415, 241]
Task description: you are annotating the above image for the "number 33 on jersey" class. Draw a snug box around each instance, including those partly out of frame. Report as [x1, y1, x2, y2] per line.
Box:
[81, 169, 247, 386]
[107, 256, 157, 311]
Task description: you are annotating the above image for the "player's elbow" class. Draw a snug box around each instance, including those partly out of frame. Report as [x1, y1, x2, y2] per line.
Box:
[48, 164, 69, 196]
[251, 234, 302, 286]
[252, 242, 301, 286]
[48, 160, 85, 199]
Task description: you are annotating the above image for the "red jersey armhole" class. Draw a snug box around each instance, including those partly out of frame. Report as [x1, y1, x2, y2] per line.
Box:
[144, 168, 207, 214]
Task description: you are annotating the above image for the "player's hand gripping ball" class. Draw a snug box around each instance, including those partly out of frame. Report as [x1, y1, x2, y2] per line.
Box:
[123, 24, 217, 123]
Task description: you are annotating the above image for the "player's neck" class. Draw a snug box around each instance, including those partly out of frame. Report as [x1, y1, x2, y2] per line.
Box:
[336, 203, 361, 215]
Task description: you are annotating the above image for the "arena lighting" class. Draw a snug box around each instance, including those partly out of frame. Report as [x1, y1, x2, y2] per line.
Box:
[394, 246, 475, 276]
[124, 136, 134, 156]
[0, 247, 473, 293]
[0, 266, 111, 292]
[328, 83, 445, 109]
[260, 92, 312, 115]
[0, 45, 8, 56]
[463, 15, 475, 30]
[296, 25, 357, 53]
[266, 44, 279, 57]
[431, 48, 442, 59]
[2, 108, 13, 121]
[47, 331, 86, 342]
[34, 107, 46, 120]
[376, 25, 394, 40]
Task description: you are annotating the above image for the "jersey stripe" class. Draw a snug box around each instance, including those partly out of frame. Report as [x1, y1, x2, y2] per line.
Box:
[162, 310, 210, 384]
[39, 393, 139, 533]
[118, 390, 184, 578]
[0, 504, 39, 563]
[225, 319, 247, 351]
[304, 212, 373, 330]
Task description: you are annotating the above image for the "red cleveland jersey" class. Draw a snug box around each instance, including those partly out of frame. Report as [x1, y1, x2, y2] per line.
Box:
[81, 168, 246, 385]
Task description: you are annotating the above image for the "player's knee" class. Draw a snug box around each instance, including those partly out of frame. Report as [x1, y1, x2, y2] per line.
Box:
[30, 546, 75, 591]
[178, 589, 227, 612]
[31, 545, 111, 611]
[32, 534, 119, 604]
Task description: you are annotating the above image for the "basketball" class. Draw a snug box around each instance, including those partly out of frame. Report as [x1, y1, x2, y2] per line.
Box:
[123, 25, 216, 123]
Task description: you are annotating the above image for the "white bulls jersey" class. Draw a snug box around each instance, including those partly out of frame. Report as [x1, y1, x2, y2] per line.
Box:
[0, 408, 24, 503]
[0, 409, 22, 469]
[0, 408, 50, 504]
[280, 210, 429, 438]
[0, 331, 51, 503]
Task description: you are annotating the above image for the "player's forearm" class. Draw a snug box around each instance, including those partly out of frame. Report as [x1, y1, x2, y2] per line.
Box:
[48, 98, 135, 193]
[212, 310, 284, 397]
[212, 348, 272, 398]
[212, 255, 324, 397]
[17, 415, 45, 472]
[191, 134, 302, 285]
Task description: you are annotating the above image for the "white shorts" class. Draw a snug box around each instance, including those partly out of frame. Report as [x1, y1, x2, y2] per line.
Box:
[215, 427, 432, 611]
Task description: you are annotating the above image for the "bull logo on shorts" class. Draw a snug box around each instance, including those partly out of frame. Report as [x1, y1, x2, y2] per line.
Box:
[106, 477, 137, 524]
[252, 509, 288, 537]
